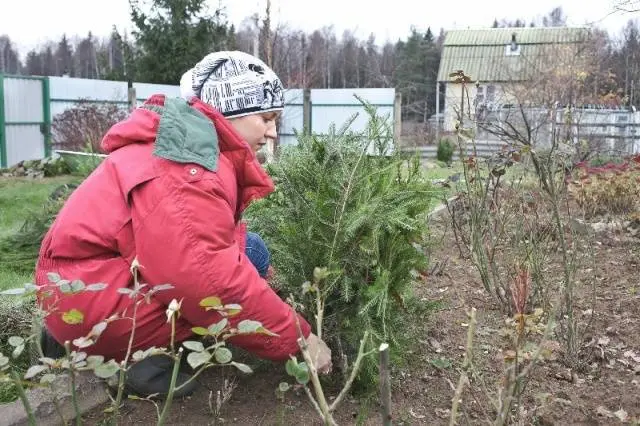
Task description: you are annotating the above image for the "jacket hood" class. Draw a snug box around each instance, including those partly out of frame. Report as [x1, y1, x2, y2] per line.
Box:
[100, 94, 274, 210]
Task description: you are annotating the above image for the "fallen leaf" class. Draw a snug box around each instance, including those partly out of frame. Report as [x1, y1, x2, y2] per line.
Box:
[428, 338, 443, 353]
[596, 406, 613, 418]
[624, 350, 640, 363]
[434, 408, 450, 418]
[614, 408, 629, 422]
[597, 336, 610, 346]
[409, 408, 426, 419]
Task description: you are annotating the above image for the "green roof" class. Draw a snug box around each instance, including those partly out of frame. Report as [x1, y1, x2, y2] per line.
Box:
[437, 27, 591, 82]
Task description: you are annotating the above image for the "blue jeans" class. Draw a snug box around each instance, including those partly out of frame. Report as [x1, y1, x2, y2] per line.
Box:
[245, 232, 270, 278]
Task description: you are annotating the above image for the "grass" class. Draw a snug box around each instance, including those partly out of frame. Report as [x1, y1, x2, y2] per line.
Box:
[0, 175, 81, 291]
[0, 175, 82, 404]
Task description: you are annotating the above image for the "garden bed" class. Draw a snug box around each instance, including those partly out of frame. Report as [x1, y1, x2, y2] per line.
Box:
[77, 205, 640, 425]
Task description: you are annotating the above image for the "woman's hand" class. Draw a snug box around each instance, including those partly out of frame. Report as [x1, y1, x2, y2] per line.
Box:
[305, 333, 332, 374]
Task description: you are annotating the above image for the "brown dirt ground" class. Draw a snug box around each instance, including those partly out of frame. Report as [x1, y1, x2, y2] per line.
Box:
[81, 210, 640, 426]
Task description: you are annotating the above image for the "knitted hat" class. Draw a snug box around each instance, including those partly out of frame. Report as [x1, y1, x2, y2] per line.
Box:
[180, 51, 285, 119]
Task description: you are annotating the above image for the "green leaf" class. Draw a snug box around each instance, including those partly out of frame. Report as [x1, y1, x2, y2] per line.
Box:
[153, 284, 174, 292]
[191, 327, 210, 336]
[47, 272, 61, 283]
[237, 320, 278, 336]
[313, 267, 329, 282]
[187, 351, 211, 369]
[86, 355, 104, 369]
[132, 351, 146, 362]
[94, 360, 120, 379]
[0, 287, 26, 295]
[59, 282, 72, 294]
[199, 297, 222, 309]
[72, 352, 87, 363]
[85, 283, 108, 292]
[91, 321, 108, 337]
[208, 318, 228, 336]
[231, 361, 253, 374]
[72, 336, 94, 349]
[0, 355, 8, 367]
[222, 304, 242, 316]
[40, 373, 57, 384]
[285, 359, 298, 376]
[294, 368, 310, 385]
[70, 280, 85, 292]
[62, 309, 84, 325]
[24, 283, 37, 291]
[182, 341, 205, 352]
[8, 336, 24, 347]
[278, 382, 290, 392]
[237, 320, 261, 334]
[117, 288, 134, 296]
[214, 347, 232, 364]
[24, 365, 49, 379]
[39, 357, 57, 367]
[12, 345, 24, 359]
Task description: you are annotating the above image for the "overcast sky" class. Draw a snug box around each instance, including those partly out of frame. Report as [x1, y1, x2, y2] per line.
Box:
[2, 0, 638, 59]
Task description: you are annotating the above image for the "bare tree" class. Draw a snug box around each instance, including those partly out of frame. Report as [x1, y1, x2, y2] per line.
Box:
[614, 0, 640, 12]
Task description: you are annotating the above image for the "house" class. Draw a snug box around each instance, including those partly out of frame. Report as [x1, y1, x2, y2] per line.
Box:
[436, 27, 589, 131]
[435, 26, 640, 153]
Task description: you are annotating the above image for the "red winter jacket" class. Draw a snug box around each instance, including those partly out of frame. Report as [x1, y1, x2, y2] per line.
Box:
[35, 95, 311, 361]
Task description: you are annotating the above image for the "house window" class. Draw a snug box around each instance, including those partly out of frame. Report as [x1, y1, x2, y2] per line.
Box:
[505, 33, 521, 56]
[476, 85, 496, 104]
[486, 85, 496, 102]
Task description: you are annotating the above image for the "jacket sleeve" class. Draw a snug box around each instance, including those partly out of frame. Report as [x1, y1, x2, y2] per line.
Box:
[129, 169, 311, 361]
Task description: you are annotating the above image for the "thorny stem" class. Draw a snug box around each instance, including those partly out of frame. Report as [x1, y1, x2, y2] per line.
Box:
[449, 307, 477, 426]
[303, 385, 325, 420]
[493, 314, 557, 426]
[157, 347, 183, 426]
[63, 341, 82, 426]
[114, 264, 142, 418]
[11, 370, 36, 426]
[316, 294, 324, 341]
[297, 334, 335, 425]
[530, 146, 577, 362]
[548, 179, 576, 360]
[329, 331, 372, 412]
[294, 314, 335, 426]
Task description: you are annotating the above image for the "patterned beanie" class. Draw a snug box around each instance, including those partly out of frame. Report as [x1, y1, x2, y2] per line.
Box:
[180, 51, 285, 119]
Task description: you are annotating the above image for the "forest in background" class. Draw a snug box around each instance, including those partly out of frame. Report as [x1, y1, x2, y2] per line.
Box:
[1, 2, 639, 122]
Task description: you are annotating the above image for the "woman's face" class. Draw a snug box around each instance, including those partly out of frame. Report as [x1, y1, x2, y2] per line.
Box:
[229, 111, 280, 153]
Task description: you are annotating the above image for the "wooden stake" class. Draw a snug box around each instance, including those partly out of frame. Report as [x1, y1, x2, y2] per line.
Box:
[379, 343, 392, 425]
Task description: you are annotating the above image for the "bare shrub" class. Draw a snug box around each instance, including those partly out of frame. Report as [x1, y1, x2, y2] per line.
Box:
[52, 100, 128, 153]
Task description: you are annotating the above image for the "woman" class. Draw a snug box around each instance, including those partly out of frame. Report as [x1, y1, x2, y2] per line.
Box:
[36, 51, 331, 397]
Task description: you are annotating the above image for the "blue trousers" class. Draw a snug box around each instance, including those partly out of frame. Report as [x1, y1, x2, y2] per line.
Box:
[245, 232, 270, 278]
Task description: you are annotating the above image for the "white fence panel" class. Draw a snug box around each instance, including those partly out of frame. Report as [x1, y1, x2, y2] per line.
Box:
[48, 76, 129, 119]
[2, 74, 397, 166]
[279, 89, 304, 147]
[6, 125, 44, 166]
[310, 88, 396, 154]
[134, 82, 181, 105]
[2, 76, 45, 167]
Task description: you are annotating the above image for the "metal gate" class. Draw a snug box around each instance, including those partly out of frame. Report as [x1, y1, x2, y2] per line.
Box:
[0, 74, 50, 168]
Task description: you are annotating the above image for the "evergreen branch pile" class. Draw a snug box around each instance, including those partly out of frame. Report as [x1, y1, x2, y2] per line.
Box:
[245, 99, 438, 385]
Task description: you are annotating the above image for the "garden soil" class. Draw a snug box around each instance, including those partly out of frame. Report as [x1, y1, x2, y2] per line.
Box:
[81, 213, 640, 425]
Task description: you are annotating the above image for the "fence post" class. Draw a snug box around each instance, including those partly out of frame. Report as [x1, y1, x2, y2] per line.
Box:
[393, 91, 402, 147]
[42, 77, 51, 158]
[128, 81, 137, 112]
[303, 88, 311, 135]
[0, 73, 6, 168]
